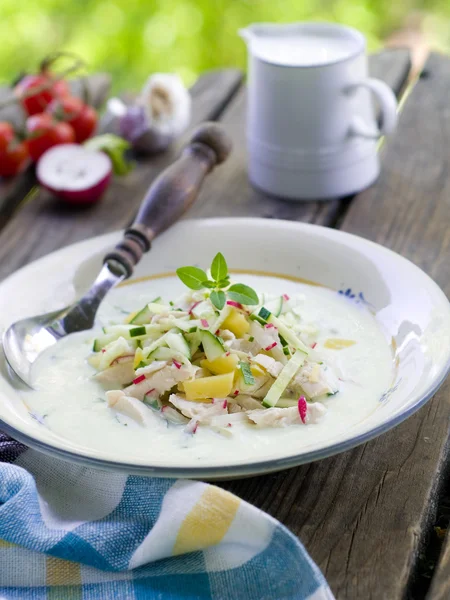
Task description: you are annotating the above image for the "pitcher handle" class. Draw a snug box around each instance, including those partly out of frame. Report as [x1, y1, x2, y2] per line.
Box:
[346, 78, 398, 139]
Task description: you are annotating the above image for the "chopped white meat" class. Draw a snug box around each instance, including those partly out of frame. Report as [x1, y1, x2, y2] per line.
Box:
[134, 361, 168, 377]
[250, 321, 281, 351]
[194, 368, 210, 379]
[106, 390, 151, 425]
[161, 405, 189, 424]
[209, 412, 249, 426]
[251, 379, 274, 399]
[169, 394, 228, 423]
[124, 363, 197, 401]
[252, 354, 284, 377]
[235, 394, 262, 411]
[228, 337, 261, 355]
[95, 362, 135, 388]
[228, 402, 243, 413]
[293, 362, 339, 399]
[220, 329, 235, 342]
[247, 402, 326, 427]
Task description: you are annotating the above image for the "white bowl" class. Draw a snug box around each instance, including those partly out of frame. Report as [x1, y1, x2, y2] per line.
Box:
[0, 218, 449, 479]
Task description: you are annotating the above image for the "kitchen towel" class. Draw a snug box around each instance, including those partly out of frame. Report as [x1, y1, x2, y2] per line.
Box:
[0, 432, 334, 599]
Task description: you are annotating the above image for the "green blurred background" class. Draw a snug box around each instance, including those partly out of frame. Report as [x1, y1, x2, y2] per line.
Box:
[1, 0, 448, 91]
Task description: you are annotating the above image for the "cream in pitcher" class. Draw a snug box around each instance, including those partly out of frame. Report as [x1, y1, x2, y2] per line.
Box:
[239, 23, 398, 200]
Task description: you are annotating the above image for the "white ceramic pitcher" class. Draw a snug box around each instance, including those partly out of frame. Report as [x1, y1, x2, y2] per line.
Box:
[239, 22, 398, 200]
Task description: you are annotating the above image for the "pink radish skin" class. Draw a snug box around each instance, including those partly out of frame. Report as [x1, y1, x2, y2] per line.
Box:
[36, 144, 112, 205]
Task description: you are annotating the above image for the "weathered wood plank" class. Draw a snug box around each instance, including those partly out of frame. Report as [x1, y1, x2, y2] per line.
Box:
[187, 49, 411, 225]
[0, 69, 243, 281]
[220, 52, 449, 600]
[428, 529, 450, 599]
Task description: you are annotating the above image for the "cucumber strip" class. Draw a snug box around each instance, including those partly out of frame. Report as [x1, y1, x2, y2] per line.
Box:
[147, 302, 172, 314]
[158, 317, 200, 332]
[258, 307, 271, 321]
[200, 330, 226, 361]
[166, 332, 191, 359]
[262, 350, 306, 408]
[239, 361, 255, 386]
[267, 314, 309, 355]
[263, 296, 283, 317]
[130, 325, 146, 338]
[130, 305, 152, 325]
[249, 313, 266, 326]
[93, 333, 140, 351]
[145, 333, 169, 357]
[148, 347, 189, 364]
[276, 398, 299, 408]
[102, 324, 163, 339]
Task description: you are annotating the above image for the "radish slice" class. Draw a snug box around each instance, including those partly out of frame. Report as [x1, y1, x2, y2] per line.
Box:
[36, 144, 112, 204]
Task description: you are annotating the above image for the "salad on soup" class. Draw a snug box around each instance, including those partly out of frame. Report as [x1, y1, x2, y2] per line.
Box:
[90, 253, 342, 434]
[25, 252, 393, 466]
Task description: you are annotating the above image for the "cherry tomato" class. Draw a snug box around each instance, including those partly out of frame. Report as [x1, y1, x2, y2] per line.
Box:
[51, 77, 71, 99]
[15, 74, 55, 116]
[48, 96, 98, 143]
[0, 122, 29, 177]
[15, 73, 70, 116]
[26, 113, 75, 161]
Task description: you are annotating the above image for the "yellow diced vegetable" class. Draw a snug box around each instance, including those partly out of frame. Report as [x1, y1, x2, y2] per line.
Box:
[133, 347, 145, 369]
[221, 308, 250, 338]
[183, 372, 234, 400]
[200, 353, 239, 375]
[251, 364, 266, 378]
[324, 338, 356, 350]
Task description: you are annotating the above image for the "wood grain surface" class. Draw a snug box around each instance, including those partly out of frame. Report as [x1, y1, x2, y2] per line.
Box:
[219, 52, 450, 600]
[3, 50, 447, 600]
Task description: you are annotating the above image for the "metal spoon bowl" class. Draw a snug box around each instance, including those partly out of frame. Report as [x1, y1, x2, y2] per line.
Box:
[2, 122, 231, 388]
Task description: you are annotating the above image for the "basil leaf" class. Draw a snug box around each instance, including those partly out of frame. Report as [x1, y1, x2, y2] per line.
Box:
[210, 290, 226, 310]
[201, 280, 216, 289]
[239, 361, 255, 386]
[176, 266, 208, 290]
[211, 252, 228, 282]
[227, 284, 259, 305]
[216, 277, 230, 289]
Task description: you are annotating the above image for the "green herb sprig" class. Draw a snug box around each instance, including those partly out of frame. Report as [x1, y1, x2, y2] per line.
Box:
[176, 252, 259, 310]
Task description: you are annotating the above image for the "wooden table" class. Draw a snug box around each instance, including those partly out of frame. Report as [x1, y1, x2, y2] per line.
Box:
[1, 49, 449, 599]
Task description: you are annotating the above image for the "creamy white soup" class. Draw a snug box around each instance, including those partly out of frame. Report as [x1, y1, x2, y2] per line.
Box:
[23, 274, 394, 467]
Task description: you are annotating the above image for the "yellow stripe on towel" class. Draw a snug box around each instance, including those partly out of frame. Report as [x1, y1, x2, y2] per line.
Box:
[46, 556, 82, 586]
[173, 487, 240, 555]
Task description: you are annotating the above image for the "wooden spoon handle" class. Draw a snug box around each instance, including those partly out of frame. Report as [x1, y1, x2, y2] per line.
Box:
[104, 122, 232, 277]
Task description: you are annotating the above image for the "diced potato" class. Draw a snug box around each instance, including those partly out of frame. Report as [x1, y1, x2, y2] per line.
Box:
[183, 372, 234, 400]
[324, 338, 356, 350]
[221, 308, 250, 338]
[251, 364, 266, 378]
[201, 353, 239, 375]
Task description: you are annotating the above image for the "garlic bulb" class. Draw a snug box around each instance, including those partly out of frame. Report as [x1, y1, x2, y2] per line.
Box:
[119, 73, 191, 154]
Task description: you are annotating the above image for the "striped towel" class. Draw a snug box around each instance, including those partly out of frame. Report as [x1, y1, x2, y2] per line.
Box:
[0, 433, 334, 599]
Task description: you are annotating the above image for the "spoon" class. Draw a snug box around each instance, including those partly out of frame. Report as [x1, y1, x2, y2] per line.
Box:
[3, 122, 232, 388]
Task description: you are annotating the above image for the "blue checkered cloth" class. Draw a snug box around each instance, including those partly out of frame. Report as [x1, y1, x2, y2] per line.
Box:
[0, 433, 334, 599]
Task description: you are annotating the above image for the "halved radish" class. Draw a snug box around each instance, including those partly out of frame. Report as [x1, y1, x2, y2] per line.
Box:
[36, 144, 112, 204]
